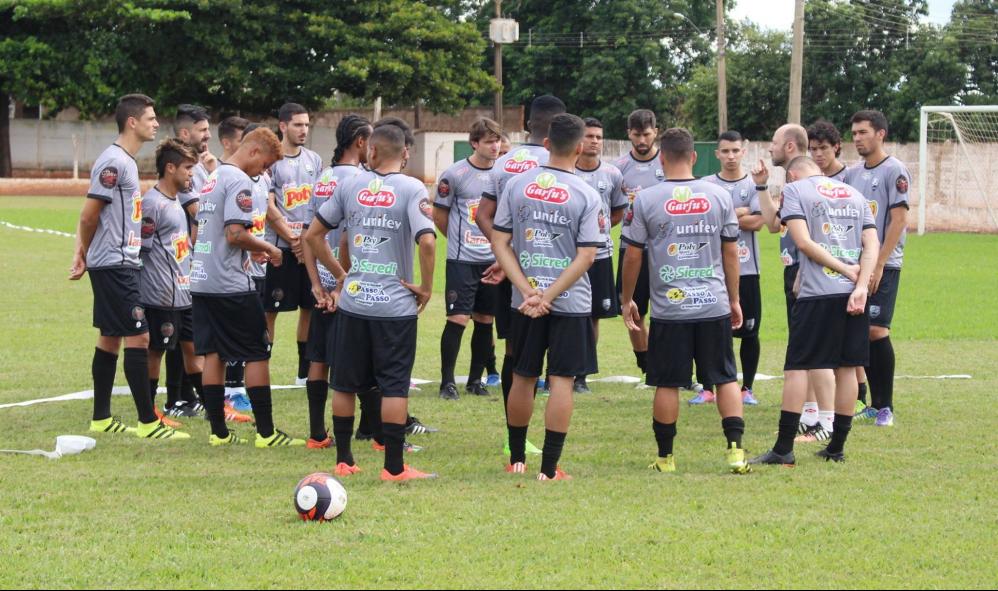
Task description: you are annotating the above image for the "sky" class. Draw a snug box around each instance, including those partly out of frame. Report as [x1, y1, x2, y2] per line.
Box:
[731, 0, 957, 31]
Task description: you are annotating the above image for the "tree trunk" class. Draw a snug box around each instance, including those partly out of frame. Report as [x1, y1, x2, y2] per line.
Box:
[414, 100, 422, 130]
[0, 92, 12, 177]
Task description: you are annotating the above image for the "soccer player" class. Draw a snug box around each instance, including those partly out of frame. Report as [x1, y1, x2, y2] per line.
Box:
[621, 127, 749, 474]
[615, 109, 665, 377]
[140, 139, 203, 428]
[218, 116, 250, 160]
[192, 126, 303, 447]
[575, 117, 626, 393]
[499, 133, 512, 158]
[750, 156, 879, 465]
[434, 117, 502, 400]
[313, 123, 438, 481]
[265, 102, 323, 386]
[476, 94, 567, 457]
[843, 110, 911, 427]
[301, 114, 371, 447]
[701, 130, 765, 406]
[69, 93, 187, 440]
[492, 113, 603, 480]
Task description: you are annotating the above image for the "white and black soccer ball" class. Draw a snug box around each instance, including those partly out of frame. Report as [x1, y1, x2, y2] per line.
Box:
[294, 472, 347, 521]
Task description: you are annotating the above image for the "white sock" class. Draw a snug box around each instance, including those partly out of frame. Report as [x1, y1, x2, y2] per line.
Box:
[818, 410, 835, 433]
[801, 402, 819, 426]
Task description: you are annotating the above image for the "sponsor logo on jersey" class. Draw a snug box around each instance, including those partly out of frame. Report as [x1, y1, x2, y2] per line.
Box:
[126, 231, 141, 253]
[194, 241, 212, 254]
[236, 190, 254, 213]
[659, 264, 714, 282]
[141, 217, 156, 239]
[598, 209, 607, 233]
[98, 166, 118, 189]
[895, 175, 908, 194]
[350, 256, 398, 275]
[353, 234, 391, 253]
[503, 149, 540, 174]
[868, 200, 879, 218]
[463, 231, 490, 247]
[822, 222, 854, 241]
[665, 285, 718, 310]
[356, 179, 396, 208]
[527, 275, 569, 299]
[131, 191, 143, 222]
[283, 184, 312, 210]
[437, 178, 451, 199]
[665, 186, 711, 215]
[519, 252, 570, 270]
[525, 228, 562, 248]
[176, 274, 190, 289]
[525, 172, 570, 205]
[467, 199, 480, 224]
[251, 211, 266, 236]
[345, 280, 391, 306]
[816, 180, 852, 199]
[819, 243, 861, 259]
[190, 260, 207, 282]
[200, 176, 217, 195]
[675, 220, 718, 236]
[780, 248, 795, 266]
[667, 242, 708, 260]
[314, 176, 337, 198]
[419, 198, 433, 220]
[532, 210, 573, 227]
[737, 240, 751, 263]
[173, 235, 190, 262]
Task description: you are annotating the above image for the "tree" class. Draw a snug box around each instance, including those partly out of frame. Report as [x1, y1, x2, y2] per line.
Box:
[947, 0, 998, 104]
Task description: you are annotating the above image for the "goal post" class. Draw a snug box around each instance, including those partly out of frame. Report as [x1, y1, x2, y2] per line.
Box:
[918, 105, 998, 235]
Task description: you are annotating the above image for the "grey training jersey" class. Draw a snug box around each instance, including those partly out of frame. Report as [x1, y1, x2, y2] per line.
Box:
[483, 144, 549, 203]
[315, 171, 436, 319]
[703, 174, 761, 276]
[576, 161, 627, 260]
[493, 166, 604, 316]
[190, 163, 256, 295]
[86, 144, 143, 270]
[139, 187, 192, 309]
[311, 164, 364, 290]
[266, 147, 323, 248]
[178, 161, 208, 209]
[843, 156, 910, 269]
[780, 176, 876, 300]
[615, 151, 666, 243]
[246, 173, 271, 279]
[622, 179, 739, 322]
[435, 158, 495, 263]
[780, 165, 846, 267]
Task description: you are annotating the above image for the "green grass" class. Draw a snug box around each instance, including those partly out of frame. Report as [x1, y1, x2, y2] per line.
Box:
[1, 196, 996, 588]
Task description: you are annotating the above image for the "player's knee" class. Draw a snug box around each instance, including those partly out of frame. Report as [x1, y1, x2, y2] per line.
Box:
[471, 312, 493, 324]
[870, 326, 890, 340]
[448, 314, 471, 326]
[126, 333, 149, 348]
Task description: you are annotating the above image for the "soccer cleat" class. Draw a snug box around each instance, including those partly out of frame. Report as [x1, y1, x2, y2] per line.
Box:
[154, 407, 183, 430]
[381, 464, 437, 481]
[536, 379, 549, 394]
[875, 407, 894, 427]
[504, 438, 543, 455]
[255, 430, 306, 448]
[854, 399, 868, 415]
[438, 383, 459, 401]
[295, 377, 308, 387]
[307, 436, 334, 449]
[372, 441, 423, 453]
[505, 462, 527, 474]
[465, 382, 490, 397]
[209, 432, 246, 446]
[741, 387, 759, 406]
[227, 392, 252, 412]
[726, 445, 752, 474]
[405, 416, 438, 435]
[166, 401, 203, 418]
[334, 462, 361, 476]
[687, 390, 716, 405]
[537, 468, 572, 481]
[649, 456, 676, 473]
[224, 404, 253, 423]
[748, 449, 796, 466]
[355, 427, 374, 440]
[89, 416, 135, 434]
[816, 447, 846, 462]
[136, 420, 190, 440]
[573, 378, 592, 394]
[485, 373, 501, 388]
[797, 420, 816, 435]
[795, 424, 832, 443]
[855, 406, 879, 422]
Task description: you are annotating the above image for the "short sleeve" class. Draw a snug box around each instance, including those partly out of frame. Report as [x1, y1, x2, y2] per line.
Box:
[576, 189, 603, 247]
[863, 199, 876, 230]
[779, 185, 804, 222]
[621, 197, 647, 248]
[87, 156, 120, 202]
[482, 170, 500, 201]
[888, 165, 911, 210]
[316, 183, 345, 229]
[721, 194, 739, 242]
[407, 184, 436, 243]
[434, 175, 453, 209]
[224, 176, 255, 228]
[493, 180, 514, 233]
[140, 199, 157, 253]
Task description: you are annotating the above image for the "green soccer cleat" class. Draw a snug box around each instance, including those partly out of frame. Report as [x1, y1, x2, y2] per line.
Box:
[504, 438, 543, 455]
[209, 432, 246, 446]
[854, 399, 868, 415]
[89, 416, 136, 434]
[255, 429, 306, 448]
[136, 420, 190, 440]
[649, 455, 676, 473]
[726, 444, 752, 474]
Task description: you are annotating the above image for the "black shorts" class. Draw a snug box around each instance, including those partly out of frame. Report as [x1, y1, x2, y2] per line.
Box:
[146, 307, 183, 351]
[733, 274, 762, 338]
[589, 257, 620, 319]
[263, 250, 315, 312]
[330, 312, 416, 398]
[869, 268, 901, 328]
[192, 294, 272, 363]
[89, 268, 148, 337]
[783, 265, 799, 326]
[306, 308, 338, 366]
[494, 279, 514, 339]
[785, 296, 870, 370]
[445, 261, 498, 317]
[509, 312, 597, 378]
[616, 247, 650, 317]
[252, 276, 266, 300]
[179, 308, 194, 342]
[646, 317, 737, 388]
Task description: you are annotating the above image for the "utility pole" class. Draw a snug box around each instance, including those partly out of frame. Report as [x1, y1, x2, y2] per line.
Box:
[716, 0, 727, 133]
[494, 0, 503, 130]
[788, 0, 805, 124]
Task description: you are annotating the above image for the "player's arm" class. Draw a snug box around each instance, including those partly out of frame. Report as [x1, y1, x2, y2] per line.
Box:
[303, 220, 347, 310]
[737, 209, 766, 232]
[402, 232, 436, 314]
[722, 240, 743, 329]
[432, 206, 449, 236]
[786, 219, 858, 282]
[848, 227, 880, 314]
[183, 201, 200, 244]
[542, 246, 597, 308]
[475, 195, 497, 240]
[225, 223, 283, 267]
[70, 198, 105, 279]
[619, 243, 644, 331]
[751, 159, 781, 233]
[611, 206, 626, 227]
[491, 230, 532, 296]
[266, 191, 299, 246]
[870, 205, 906, 294]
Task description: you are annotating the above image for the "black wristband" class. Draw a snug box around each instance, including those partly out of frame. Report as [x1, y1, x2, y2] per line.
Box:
[755, 184, 768, 191]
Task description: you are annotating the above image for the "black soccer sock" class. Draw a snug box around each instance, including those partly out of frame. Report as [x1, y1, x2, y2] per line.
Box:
[296, 341, 309, 381]
[773, 411, 802, 456]
[507, 424, 528, 465]
[383, 422, 407, 476]
[703, 383, 715, 394]
[306, 380, 329, 441]
[203, 384, 229, 438]
[540, 429, 567, 479]
[634, 350, 647, 374]
[740, 336, 761, 390]
[721, 416, 745, 449]
[149, 379, 159, 409]
[180, 369, 196, 404]
[333, 415, 356, 465]
[868, 336, 896, 411]
[468, 321, 493, 386]
[123, 348, 157, 424]
[247, 385, 274, 438]
[186, 371, 203, 403]
[164, 347, 183, 408]
[439, 321, 465, 386]
[858, 381, 868, 406]
[486, 348, 499, 376]
[225, 361, 245, 389]
[652, 419, 677, 457]
[825, 413, 854, 455]
[91, 348, 117, 421]
[361, 387, 384, 445]
[357, 389, 374, 436]
[501, 354, 515, 421]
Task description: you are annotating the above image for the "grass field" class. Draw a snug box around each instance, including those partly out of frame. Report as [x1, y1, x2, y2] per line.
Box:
[1, 196, 996, 588]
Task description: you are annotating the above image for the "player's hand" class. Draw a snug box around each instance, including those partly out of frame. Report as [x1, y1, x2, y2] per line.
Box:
[751, 159, 769, 186]
[311, 284, 330, 311]
[328, 288, 340, 313]
[869, 265, 884, 294]
[518, 291, 549, 318]
[847, 285, 868, 316]
[730, 301, 744, 330]
[842, 264, 860, 284]
[201, 150, 218, 172]
[289, 236, 304, 262]
[622, 300, 642, 332]
[402, 280, 432, 313]
[268, 246, 284, 268]
[68, 251, 87, 280]
[481, 262, 506, 285]
[250, 251, 268, 264]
